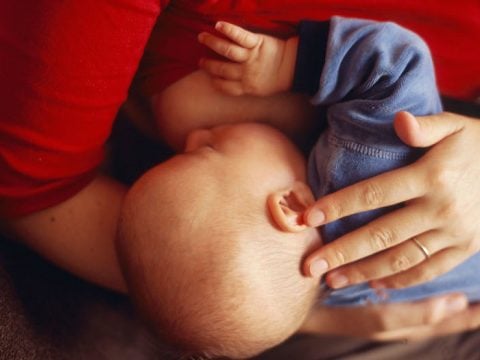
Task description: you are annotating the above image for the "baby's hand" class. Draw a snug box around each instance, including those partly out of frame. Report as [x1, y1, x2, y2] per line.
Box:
[198, 21, 298, 96]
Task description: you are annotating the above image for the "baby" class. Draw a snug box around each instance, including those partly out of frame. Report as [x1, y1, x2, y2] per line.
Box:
[118, 122, 321, 359]
[118, 16, 480, 359]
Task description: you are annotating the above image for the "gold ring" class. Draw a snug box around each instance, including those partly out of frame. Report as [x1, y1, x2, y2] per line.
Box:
[412, 237, 431, 259]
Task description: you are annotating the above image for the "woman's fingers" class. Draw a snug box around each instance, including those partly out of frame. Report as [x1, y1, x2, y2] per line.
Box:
[198, 32, 251, 62]
[372, 247, 471, 289]
[327, 230, 447, 287]
[394, 111, 466, 148]
[372, 295, 480, 341]
[415, 301, 480, 338]
[304, 202, 435, 281]
[303, 293, 468, 338]
[379, 298, 480, 341]
[214, 21, 260, 48]
[369, 293, 468, 338]
[304, 162, 427, 227]
[301, 111, 480, 298]
[304, 111, 469, 229]
[199, 58, 243, 80]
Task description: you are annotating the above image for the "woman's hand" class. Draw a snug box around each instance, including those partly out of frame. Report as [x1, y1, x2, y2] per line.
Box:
[303, 111, 480, 289]
[198, 21, 298, 96]
[300, 292, 480, 341]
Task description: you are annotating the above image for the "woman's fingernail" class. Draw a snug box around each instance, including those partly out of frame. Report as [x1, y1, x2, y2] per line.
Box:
[329, 273, 349, 288]
[309, 259, 328, 278]
[306, 209, 325, 227]
[445, 296, 467, 314]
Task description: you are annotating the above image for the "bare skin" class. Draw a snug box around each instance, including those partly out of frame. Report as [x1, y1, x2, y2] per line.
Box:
[4, 175, 128, 292]
[4, 19, 479, 344]
[195, 21, 480, 337]
[197, 20, 480, 293]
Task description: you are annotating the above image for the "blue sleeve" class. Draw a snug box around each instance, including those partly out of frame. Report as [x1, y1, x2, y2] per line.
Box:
[295, 16, 443, 243]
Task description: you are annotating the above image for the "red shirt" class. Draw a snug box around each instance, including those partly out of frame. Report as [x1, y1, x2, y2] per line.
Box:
[139, 0, 480, 101]
[1, 0, 479, 218]
[0, 0, 167, 217]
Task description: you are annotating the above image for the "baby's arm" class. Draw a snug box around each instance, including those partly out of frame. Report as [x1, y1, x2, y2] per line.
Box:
[150, 22, 315, 151]
[151, 70, 315, 150]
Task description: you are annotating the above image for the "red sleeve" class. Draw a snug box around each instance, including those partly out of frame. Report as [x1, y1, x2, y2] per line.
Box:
[0, 0, 166, 218]
[137, 0, 480, 102]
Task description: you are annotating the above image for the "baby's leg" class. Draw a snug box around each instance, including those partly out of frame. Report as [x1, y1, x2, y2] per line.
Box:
[151, 70, 316, 150]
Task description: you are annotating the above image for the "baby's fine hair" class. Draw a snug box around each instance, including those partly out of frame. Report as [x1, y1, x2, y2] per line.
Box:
[117, 183, 316, 359]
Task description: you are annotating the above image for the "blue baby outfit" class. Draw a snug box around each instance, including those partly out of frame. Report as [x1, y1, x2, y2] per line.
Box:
[293, 16, 480, 305]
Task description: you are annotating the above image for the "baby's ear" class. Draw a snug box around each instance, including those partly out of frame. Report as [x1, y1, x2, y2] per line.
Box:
[267, 181, 315, 232]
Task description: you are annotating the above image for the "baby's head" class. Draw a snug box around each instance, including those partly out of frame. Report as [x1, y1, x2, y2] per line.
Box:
[117, 123, 321, 359]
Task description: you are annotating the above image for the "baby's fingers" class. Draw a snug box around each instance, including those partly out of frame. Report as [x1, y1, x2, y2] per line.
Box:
[198, 32, 250, 62]
[199, 58, 242, 81]
[215, 21, 260, 49]
[211, 78, 245, 96]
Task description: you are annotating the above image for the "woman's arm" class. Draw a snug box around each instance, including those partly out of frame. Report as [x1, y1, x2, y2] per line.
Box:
[3, 175, 128, 293]
[0, 0, 163, 293]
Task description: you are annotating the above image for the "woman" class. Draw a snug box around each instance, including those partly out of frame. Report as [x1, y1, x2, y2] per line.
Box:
[0, 0, 479, 358]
